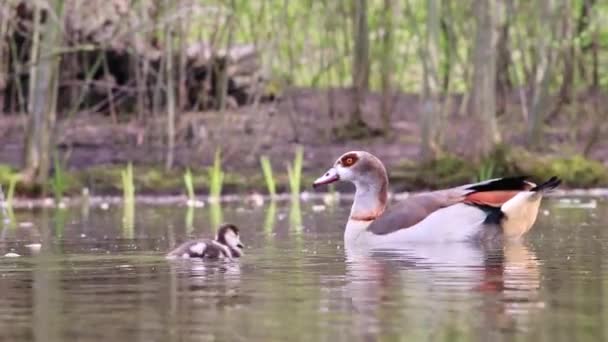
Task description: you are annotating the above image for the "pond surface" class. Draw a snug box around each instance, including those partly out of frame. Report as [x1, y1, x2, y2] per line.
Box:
[0, 197, 607, 341]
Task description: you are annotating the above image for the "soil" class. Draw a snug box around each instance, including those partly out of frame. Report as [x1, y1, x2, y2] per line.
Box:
[0, 87, 607, 194]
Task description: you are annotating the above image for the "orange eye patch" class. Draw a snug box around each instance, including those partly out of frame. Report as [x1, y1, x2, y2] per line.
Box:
[340, 153, 358, 167]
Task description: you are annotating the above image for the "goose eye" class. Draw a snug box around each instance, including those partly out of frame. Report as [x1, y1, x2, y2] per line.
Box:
[345, 158, 354, 165]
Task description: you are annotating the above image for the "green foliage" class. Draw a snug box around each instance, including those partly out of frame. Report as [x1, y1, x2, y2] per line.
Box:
[527, 155, 608, 188]
[121, 163, 135, 204]
[50, 151, 67, 204]
[475, 159, 496, 182]
[183, 168, 195, 202]
[260, 156, 276, 196]
[393, 154, 475, 190]
[6, 176, 18, 208]
[121, 163, 135, 239]
[208, 148, 224, 200]
[287, 146, 304, 197]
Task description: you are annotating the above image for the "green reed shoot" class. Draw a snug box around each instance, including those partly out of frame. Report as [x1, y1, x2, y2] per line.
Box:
[121, 163, 135, 204]
[260, 156, 276, 197]
[263, 201, 277, 237]
[121, 163, 135, 239]
[208, 149, 224, 201]
[184, 168, 196, 202]
[287, 146, 303, 197]
[185, 206, 194, 234]
[50, 151, 67, 204]
[1, 179, 18, 228]
[6, 176, 18, 209]
[209, 201, 223, 230]
[476, 159, 496, 182]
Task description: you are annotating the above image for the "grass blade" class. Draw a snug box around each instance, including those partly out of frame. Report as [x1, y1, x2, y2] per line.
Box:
[260, 156, 276, 197]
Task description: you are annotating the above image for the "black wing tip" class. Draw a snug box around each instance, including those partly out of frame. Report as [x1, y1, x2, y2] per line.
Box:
[467, 175, 530, 192]
[531, 176, 561, 192]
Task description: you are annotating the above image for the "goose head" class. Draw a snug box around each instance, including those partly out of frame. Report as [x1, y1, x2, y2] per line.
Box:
[313, 151, 388, 190]
[314, 151, 389, 220]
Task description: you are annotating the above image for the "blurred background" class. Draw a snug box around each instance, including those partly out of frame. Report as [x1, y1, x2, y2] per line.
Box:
[0, 0, 607, 197]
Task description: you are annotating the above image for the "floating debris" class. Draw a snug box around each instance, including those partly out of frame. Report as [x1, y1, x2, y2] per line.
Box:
[100, 202, 110, 210]
[312, 205, 326, 212]
[555, 198, 597, 209]
[19, 222, 34, 228]
[246, 193, 264, 207]
[322, 192, 340, 206]
[393, 192, 411, 201]
[186, 199, 205, 208]
[4, 252, 20, 258]
[25, 243, 42, 252]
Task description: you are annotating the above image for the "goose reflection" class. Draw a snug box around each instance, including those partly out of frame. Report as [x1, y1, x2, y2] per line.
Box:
[342, 241, 542, 337]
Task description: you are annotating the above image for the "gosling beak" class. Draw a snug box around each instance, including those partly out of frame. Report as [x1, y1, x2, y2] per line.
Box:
[237, 243, 244, 249]
[313, 167, 340, 188]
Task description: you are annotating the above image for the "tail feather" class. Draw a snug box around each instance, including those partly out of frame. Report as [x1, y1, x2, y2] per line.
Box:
[530, 176, 561, 192]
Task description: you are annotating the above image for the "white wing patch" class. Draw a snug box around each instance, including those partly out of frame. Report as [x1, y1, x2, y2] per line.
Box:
[189, 242, 207, 255]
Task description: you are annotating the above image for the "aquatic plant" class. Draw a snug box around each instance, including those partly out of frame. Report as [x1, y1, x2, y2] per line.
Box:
[287, 146, 304, 197]
[6, 176, 17, 209]
[260, 156, 276, 197]
[121, 163, 135, 204]
[0, 184, 9, 225]
[476, 159, 496, 182]
[0, 180, 18, 228]
[121, 163, 135, 238]
[183, 168, 196, 203]
[185, 206, 194, 234]
[209, 202, 223, 230]
[50, 151, 67, 205]
[263, 201, 277, 237]
[208, 149, 224, 201]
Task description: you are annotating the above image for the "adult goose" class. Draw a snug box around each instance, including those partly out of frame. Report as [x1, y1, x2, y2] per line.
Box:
[313, 151, 560, 247]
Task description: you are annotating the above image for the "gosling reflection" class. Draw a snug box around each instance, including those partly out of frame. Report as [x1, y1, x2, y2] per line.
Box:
[343, 242, 542, 337]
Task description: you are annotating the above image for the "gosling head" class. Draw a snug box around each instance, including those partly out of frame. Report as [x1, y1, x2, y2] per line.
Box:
[216, 223, 244, 257]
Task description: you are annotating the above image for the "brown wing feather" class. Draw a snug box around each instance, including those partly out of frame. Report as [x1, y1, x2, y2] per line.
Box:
[366, 190, 464, 235]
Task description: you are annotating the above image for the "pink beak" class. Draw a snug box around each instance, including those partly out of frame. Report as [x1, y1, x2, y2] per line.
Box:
[313, 168, 340, 188]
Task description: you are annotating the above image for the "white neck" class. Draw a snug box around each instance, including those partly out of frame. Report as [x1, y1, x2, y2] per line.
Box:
[345, 173, 388, 245]
[350, 180, 387, 219]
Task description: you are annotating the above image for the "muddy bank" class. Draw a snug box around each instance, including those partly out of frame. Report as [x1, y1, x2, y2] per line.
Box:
[1, 88, 607, 197]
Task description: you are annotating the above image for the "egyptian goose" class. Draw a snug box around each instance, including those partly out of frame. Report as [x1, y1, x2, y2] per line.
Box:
[166, 223, 244, 259]
[313, 151, 560, 247]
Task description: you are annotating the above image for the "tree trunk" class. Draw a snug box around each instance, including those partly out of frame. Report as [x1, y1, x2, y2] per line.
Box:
[528, 0, 557, 147]
[495, 0, 513, 117]
[379, 0, 394, 134]
[350, 0, 369, 128]
[547, 0, 574, 122]
[165, 0, 176, 171]
[0, 0, 11, 113]
[23, 0, 63, 185]
[420, 0, 442, 161]
[470, 0, 501, 157]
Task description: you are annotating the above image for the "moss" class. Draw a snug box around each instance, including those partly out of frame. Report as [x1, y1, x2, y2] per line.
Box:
[0, 164, 20, 186]
[522, 154, 608, 188]
[391, 147, 608, 190]
[391, 154, 476, 190]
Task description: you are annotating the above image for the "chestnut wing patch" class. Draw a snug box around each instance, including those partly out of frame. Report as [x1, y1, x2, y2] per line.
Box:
[464, 191, 520, 207]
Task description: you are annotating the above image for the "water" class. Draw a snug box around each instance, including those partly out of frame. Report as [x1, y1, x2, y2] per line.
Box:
[0, 197, 607, 341]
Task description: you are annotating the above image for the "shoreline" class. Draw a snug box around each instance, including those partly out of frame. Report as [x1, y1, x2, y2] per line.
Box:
[2, 189, 606, 210]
